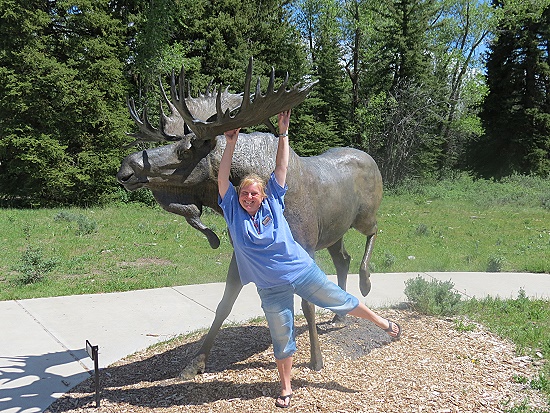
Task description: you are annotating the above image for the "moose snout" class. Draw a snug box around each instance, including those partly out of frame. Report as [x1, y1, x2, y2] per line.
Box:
[116, 153, 148, 189]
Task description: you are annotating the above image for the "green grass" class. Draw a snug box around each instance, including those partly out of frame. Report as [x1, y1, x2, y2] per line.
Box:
[1, 174, 549, 300]
[0, 204, 234, 299]
[464, 292, 550, 410]
[316, 173, 550, 274]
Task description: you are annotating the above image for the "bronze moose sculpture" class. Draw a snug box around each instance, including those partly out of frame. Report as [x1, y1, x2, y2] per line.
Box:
[117, 58, 383, 378]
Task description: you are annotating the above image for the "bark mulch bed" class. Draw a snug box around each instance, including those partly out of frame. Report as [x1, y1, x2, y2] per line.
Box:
[47, 309, 547, 412]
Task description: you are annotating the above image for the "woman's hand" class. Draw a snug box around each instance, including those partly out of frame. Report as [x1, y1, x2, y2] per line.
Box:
[224, 128, 240, 144]
[277, 110, 291, 136]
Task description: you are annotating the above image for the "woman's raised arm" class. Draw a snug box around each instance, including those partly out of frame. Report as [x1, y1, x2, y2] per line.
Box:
[218, 128, 240, 199]
[274, 110, 291, 187]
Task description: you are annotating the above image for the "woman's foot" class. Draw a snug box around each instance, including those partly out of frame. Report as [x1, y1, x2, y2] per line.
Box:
[275, 393, 292, 408]
[384, 319, 402, 340]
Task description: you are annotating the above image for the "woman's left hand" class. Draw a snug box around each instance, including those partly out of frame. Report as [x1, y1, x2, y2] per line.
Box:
[278, 110, 291, 135]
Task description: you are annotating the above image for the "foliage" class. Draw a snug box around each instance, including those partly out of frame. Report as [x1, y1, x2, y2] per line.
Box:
[12, 246, 58, 285]
[0, 0, 133, 206]
[149, 0, 307, 91]
[469, 0, 550, 179]
[367, 0, 438, 92]
[357, 82, 443, 186]
[54, 211, 98, 235]
[0, 0, 547, 207]
[404, 275, 463, 316]
[291, 0, 350, 152]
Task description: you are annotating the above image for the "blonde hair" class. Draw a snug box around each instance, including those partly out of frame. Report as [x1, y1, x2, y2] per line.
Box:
[237, 174, 267, 198]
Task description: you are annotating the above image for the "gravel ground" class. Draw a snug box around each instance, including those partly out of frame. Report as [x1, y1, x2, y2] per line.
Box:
[47, 309, 548, 412]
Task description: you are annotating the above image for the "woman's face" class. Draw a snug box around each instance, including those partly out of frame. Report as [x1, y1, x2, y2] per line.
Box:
[239, 182, 264, 215]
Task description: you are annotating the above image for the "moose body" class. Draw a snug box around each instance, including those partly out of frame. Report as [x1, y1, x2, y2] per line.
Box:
[116, 58, 383, 378]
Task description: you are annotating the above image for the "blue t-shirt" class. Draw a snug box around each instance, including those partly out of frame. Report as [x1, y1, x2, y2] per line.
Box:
[218, 173, 314, 288]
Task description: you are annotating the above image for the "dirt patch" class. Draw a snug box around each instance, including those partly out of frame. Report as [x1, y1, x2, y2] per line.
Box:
[47, 309, 547, 412]
[118, 258, 174, 268]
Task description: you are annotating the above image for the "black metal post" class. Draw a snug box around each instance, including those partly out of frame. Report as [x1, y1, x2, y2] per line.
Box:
[85, 340, 100, 408]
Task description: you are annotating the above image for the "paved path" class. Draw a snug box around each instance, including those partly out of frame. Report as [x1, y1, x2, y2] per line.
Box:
[1, 272, 549, 413]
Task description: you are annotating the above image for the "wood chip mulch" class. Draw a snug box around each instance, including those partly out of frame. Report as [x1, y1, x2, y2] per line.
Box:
[47, 309, 548, 413]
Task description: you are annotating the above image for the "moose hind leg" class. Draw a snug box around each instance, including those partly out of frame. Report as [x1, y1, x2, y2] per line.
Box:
[327, 238, 351, 290]
[302, 299, 323, 371]
[180, 254, 243, 379]
[327, 239, 351, 323]
[359, 231, 377, 296]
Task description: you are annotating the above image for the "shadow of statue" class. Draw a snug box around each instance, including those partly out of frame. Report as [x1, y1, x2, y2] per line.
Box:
[0, 349, 90, 412]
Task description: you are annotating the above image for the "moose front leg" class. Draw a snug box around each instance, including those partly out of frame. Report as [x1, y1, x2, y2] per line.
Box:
[166, 202, 221, 249]
[180, 254, 242, 379]
[301, 299, 323, 371]
[359, 231, 377, 297]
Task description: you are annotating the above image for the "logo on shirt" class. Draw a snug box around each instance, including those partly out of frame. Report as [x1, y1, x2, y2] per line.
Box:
[262, 216, 272, 226]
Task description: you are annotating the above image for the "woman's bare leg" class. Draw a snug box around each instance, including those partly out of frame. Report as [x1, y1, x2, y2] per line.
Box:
[348, 303, 401, 337]
[275, 356, 293, 406]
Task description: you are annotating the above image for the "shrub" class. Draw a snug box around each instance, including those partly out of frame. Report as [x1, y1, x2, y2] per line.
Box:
[13, 246, 58, 284]
[382, 252, 397, 269]
[54, 211, 97, 235]
[487, 255, 505, 272]
[404, 276, 463, 316]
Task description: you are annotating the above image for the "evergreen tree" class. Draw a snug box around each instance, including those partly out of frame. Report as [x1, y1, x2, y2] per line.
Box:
[166, 0, 305, 91]
[470, 0, 550, 178]
[128, 0, 308, 148]
[341, 0, 376, 147]
[290, 0, 351, 154]
[356, 0, 444, 185]
[0, 0, 133, 206]
[367, 0, 437, 93]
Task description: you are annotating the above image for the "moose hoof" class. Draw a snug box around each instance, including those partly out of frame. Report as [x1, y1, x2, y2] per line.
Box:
[179, 354, 206, 380]
[309, 358, 324, 372]
[359, 276, 371, 297]
[331, 313, 346, 324]
[205, 230, 220, 249]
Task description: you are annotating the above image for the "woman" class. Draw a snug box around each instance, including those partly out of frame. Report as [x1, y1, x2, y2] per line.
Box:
[218, 110, 401, 409]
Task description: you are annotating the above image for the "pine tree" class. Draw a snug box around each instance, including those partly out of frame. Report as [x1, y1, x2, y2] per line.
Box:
[470, 1, 550, 178]
[0, 0, 133, 206]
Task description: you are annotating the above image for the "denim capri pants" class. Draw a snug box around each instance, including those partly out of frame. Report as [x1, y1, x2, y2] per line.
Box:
[257, 262, 359, 360]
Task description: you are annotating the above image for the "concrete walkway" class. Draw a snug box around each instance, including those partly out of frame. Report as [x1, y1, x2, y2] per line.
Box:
[1, 272, 549, 413]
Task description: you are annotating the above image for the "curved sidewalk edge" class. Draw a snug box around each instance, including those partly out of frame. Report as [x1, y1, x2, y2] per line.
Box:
[0, 272, 548, 413]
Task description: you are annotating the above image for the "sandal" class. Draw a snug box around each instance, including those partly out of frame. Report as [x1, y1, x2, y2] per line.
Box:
[384, 319, 402, 340]
[275, 393, 292, 408]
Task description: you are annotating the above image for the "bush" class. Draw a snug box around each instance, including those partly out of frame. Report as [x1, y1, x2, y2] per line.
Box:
[487, 255, 505, 272]
[53, 211, 97, 235]
[404, 276, 463, 316]
[13, 246, 58, 284]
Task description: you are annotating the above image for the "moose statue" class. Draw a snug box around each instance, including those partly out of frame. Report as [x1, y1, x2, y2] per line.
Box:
[116, 58, 383, 379]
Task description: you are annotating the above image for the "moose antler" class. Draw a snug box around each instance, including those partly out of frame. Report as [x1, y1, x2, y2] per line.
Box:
[125, 57, 316, 147]
[126, 76, 243, 148]
[171, 57, 318, 140]
[125, 92, 185, 148]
